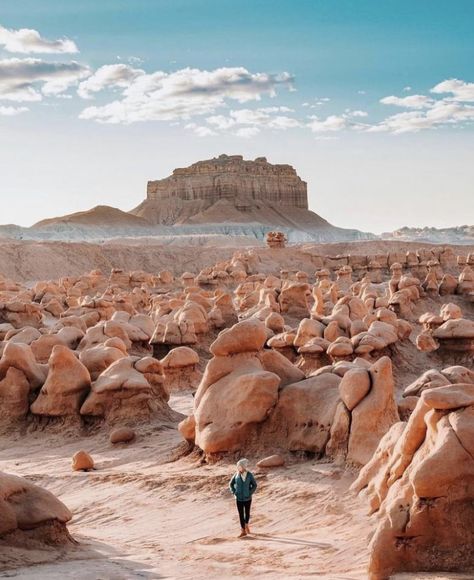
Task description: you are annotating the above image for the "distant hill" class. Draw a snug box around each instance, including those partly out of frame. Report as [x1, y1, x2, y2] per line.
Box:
[34, 205, 149, 229]
[0, 155, 471, 245]
[382, 225, 474, 245]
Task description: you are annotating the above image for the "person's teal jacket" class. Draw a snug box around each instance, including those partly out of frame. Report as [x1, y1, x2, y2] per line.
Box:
[229, 471, 257, 502]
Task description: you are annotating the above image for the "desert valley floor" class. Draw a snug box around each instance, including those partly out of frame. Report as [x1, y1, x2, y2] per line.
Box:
[0, 237, 473, 580]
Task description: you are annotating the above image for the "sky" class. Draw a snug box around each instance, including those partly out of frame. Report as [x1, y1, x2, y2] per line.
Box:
[0, 0, 473, 233]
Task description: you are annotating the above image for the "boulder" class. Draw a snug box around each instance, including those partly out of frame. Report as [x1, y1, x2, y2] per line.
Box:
[182, 319, 281, 454]
[161, 346, 201, 392]
[258, 349, 305, 388]
[293, 318, 325, 347]
[109, 427, 136, 444]
[327, 337, 354, 358]
[339, 368, 371, 411]
[0, 471, 72, 539]
[257, 454, 285, 468]
[265, 312, 285, 334]
[30, 346, 91, 417]
[80, 356, 173, 423]
[210, 319, 267, 356]
[72, 450, 94, 471]
[0, 343, 47, 424]
[433, 318, 474, 351]
[278, 282, 310, 316]
[353, 383, 474, 579]
[345, 357, 399, 466]
[79, 338, 128, 380]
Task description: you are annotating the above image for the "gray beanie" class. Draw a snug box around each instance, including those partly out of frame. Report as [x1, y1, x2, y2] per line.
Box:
[236, 458, 249, 470]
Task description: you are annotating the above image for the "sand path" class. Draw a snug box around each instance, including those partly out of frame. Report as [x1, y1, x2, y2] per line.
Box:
[0, 395, 471, 579]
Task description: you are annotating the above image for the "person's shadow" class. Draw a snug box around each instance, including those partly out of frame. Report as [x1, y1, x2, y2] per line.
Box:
[250, 532, 333, 549]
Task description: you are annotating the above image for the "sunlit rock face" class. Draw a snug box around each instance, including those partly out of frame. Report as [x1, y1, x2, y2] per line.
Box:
[145, 154, 308, 208]
[130, 154, 326, 228]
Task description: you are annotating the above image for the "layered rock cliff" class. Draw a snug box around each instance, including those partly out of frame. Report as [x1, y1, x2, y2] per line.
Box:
[130, 154, 321, 227]
[128, 154, 371, 240]
[1, 155, 375, 242]
[146, 154, 308, 208]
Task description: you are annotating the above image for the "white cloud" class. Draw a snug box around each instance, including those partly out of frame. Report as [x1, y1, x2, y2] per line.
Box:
[79, 66, 294, 123]
[0, 58, 90, 101]
[0, 105, 28, 116]
[403, 86, 412, 92]
[78, 64, 144, 99]
[206, 106, 300, 134]
[367, 100, 474, 134]
[0, 24, 78, 54]
[307, 114, 347, 132]
[431, 78, 474, 102]
[302, 97, 331, 109]
[306, 109, 369, 133]
[370, 81, 474, 133]
[184, 122, 217, 137]
[380, 94, 434, 109]
[267, 115, 300, 129]
[127, 56, 144, 65]
[235, 127, 260, 138]
[345, 109, 368, 117]
[206, 114, 235, 130]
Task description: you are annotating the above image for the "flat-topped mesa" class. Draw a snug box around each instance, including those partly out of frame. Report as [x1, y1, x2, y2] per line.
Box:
[146, 154, 308, 209]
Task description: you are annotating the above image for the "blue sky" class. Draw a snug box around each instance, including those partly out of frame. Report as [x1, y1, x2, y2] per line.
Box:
[0, 0, 473, 231]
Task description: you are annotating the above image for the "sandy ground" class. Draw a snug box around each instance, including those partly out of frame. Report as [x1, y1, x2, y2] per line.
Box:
[0, 394, 472, 580]
[0, 238, 472, 579]
[0, 237, 472, 283]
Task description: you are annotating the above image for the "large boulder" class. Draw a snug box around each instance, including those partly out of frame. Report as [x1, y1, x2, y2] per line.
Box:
[209, 318, 267, 356]
[433, 318, 474, 351]
[0, 343, 47, 424]
[278, 282, 311, 316]
[80, 356, 173, 423]
[161, 346, 201, 393]
[352, 383, 474, 579]
[345, 357, 399, 465]
[0, 471, 72, 541]
[78, 337, 128, 380]
[326, 357, 399, 466]
[261, 373, 341, 453]
[30, 346, 91, 417]
[181, 319, 280, 454]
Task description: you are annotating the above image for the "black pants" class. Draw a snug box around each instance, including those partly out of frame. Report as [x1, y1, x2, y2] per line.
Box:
[236, 499, 252, 528]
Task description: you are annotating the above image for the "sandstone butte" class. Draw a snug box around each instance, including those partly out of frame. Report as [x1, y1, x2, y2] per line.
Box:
[28, 154, 369, 242]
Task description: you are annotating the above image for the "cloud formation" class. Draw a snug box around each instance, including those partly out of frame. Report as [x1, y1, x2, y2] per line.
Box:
[369, 100, 474, 133]
[0, 22, 472, 140]
[431, 78, 474, 102]
[0, 58, 90, 101]
[370, 81, 474, 133]
[0, 104, 28, 116]
[203, 106, 299, 138]
[307, 110, 368, 133]
[305, 80, 474, 135]
[79, 66, 294, 123]
[0, 24, 78, 54]
[77, 64, 144, 99]
[380, 94, 434, 109]
[308, 114, 346, 132]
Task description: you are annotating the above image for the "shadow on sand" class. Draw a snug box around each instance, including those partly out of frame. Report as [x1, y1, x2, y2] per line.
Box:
[250, 532, 333, 549]
[0, 536, 164, 579]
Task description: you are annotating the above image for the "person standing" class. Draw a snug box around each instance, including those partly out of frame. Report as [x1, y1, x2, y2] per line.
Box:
[229, 458, 257, 537]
